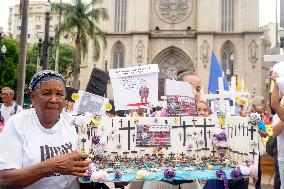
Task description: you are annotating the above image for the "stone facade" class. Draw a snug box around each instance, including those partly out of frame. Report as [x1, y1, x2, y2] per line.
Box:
[80, 0, 263, 99]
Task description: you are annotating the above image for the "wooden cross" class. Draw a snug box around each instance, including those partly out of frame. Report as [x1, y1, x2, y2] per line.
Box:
[248, 125, 257, 140]
[238, 124, 241, 135]
[81, 137, 87, 150]
[249, 148, 258, 163]
[180, 152, 185, 157]
[132, 133, 135, 142]
[207, 130, 212, 138]
[227, 125, 233, 138]
[169, 152, 175, 159]
[119, 118, 123, 127]
[172, 120, 194, 146]
[234, 124, 237, 137]
[119, 120, 135, 150]
[241, 124, 246, 136]
[194, 118, 215, 148]
[178, 132, 182, 141]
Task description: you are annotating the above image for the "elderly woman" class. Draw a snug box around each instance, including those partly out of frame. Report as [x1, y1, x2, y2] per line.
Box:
[0, 70, 91, 189]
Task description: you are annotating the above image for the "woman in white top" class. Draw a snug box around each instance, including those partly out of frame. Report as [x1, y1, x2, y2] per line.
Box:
[271, 71, 284, 189]
[0, 70, 91, 189]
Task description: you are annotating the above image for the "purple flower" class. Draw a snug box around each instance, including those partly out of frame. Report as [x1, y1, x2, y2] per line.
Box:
[84, 164, 97, 181]
[116, 143, 121, 149]
[92, 135, 101, 145]
[187, 144, 193, 151]
[219, 151, 225, 158]
[163, 168, 176, 179]
[231, 167, 242, 180]
[157, 145, 162, 152]
[197, 139, 204, 145]
[216, 170, 229, 189]
[216, 132, 227, 142]
[114, 171, 122, 179]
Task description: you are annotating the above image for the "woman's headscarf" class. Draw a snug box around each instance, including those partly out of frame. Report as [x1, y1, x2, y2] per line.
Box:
[29, 70, 66, 91]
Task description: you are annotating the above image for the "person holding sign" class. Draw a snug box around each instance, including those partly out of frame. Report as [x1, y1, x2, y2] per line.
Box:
[177, 69, 202, 103]
[0, 70, 91, 189]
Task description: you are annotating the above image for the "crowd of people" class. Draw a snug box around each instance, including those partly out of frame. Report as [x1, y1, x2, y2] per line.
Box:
[0, 68, 283, 189]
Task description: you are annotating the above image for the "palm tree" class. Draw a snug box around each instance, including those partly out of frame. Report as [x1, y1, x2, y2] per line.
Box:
[53, 0, 108, 88]
[16, 0, 29, 106]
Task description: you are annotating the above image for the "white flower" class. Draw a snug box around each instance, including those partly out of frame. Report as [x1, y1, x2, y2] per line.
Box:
[239, 165, 250, 175]
[136, 170, 149, 180]
[90, 171, 100, 182]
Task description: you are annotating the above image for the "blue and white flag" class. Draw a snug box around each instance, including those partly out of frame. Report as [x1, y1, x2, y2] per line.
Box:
[208, 51, 229, 94]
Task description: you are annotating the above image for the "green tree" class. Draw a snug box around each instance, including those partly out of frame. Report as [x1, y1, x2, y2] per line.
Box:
[0, 58, 17, 89]
[25, 64, 37, 84]
[53, 0, 108, 88]
[3, 38, 19, 63]
[26, 43, 75, 76]
[0, 38, 36, 91]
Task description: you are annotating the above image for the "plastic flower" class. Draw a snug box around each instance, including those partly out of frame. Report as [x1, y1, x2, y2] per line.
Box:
[231, 167, 242, 180]
[136, 170, 149, 180]
[105, 103, 113, 111]
[249, 164, 257, 177]
[187, 143, 193, 151]
[114, 171, 122, 179]
[84, 164, 97, 181]
[163, 168, 176, 179]
[207, 165, 213, 170]
[71, 93, 79, 101]
[91, 118, 100, 126]
[116, 143, 121, 149]
[219, 151, 225, 158]
[197, 138, 204, 145]
[134, 117, 139, 124]
[239, 165, 250, 176]
[248, 113, 261, 126]
[92, 135, 101, 145]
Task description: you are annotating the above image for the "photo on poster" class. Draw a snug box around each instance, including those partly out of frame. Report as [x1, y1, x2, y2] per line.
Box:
[166, 95, 198, 116]
[136, 124, 171, 147]
[73, 91, 109, 117]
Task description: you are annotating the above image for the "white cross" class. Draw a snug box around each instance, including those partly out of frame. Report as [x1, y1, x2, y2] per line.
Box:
[203, 77, 250, 115]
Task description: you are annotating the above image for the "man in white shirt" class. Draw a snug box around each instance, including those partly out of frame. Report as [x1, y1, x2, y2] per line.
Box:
[0, 87, 23, 131]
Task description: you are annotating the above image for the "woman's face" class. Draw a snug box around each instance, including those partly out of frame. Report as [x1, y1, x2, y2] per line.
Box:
[197, 102, 209, 117]
[30, 80, 66, 121]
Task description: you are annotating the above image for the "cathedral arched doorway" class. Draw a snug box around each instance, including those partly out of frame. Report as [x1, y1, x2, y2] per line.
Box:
[152, 46, 195, 98]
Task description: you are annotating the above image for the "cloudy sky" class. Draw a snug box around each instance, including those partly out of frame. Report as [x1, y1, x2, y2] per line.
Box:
[0, 0, 280, 32]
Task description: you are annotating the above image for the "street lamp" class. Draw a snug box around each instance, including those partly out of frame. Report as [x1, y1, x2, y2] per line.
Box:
[42, 1, 52, 70]
[37, 31, 44, 72]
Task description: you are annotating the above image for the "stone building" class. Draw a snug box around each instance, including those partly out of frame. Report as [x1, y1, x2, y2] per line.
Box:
[9, 1, 63, 44]
[80, 0, 263, 98]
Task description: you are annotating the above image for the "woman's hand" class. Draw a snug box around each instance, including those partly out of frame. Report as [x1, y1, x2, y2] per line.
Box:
[48, 151, 92, 177]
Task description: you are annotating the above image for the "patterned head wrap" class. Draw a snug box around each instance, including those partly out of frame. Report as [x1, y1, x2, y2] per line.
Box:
[29, 70, 66, 91]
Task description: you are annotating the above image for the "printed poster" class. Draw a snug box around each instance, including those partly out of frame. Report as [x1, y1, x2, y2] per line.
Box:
[109, 65, 159, 110]
[136, 125, 171, 147]
[165, 79, 197, 116]
[73, 90, 109, 117]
